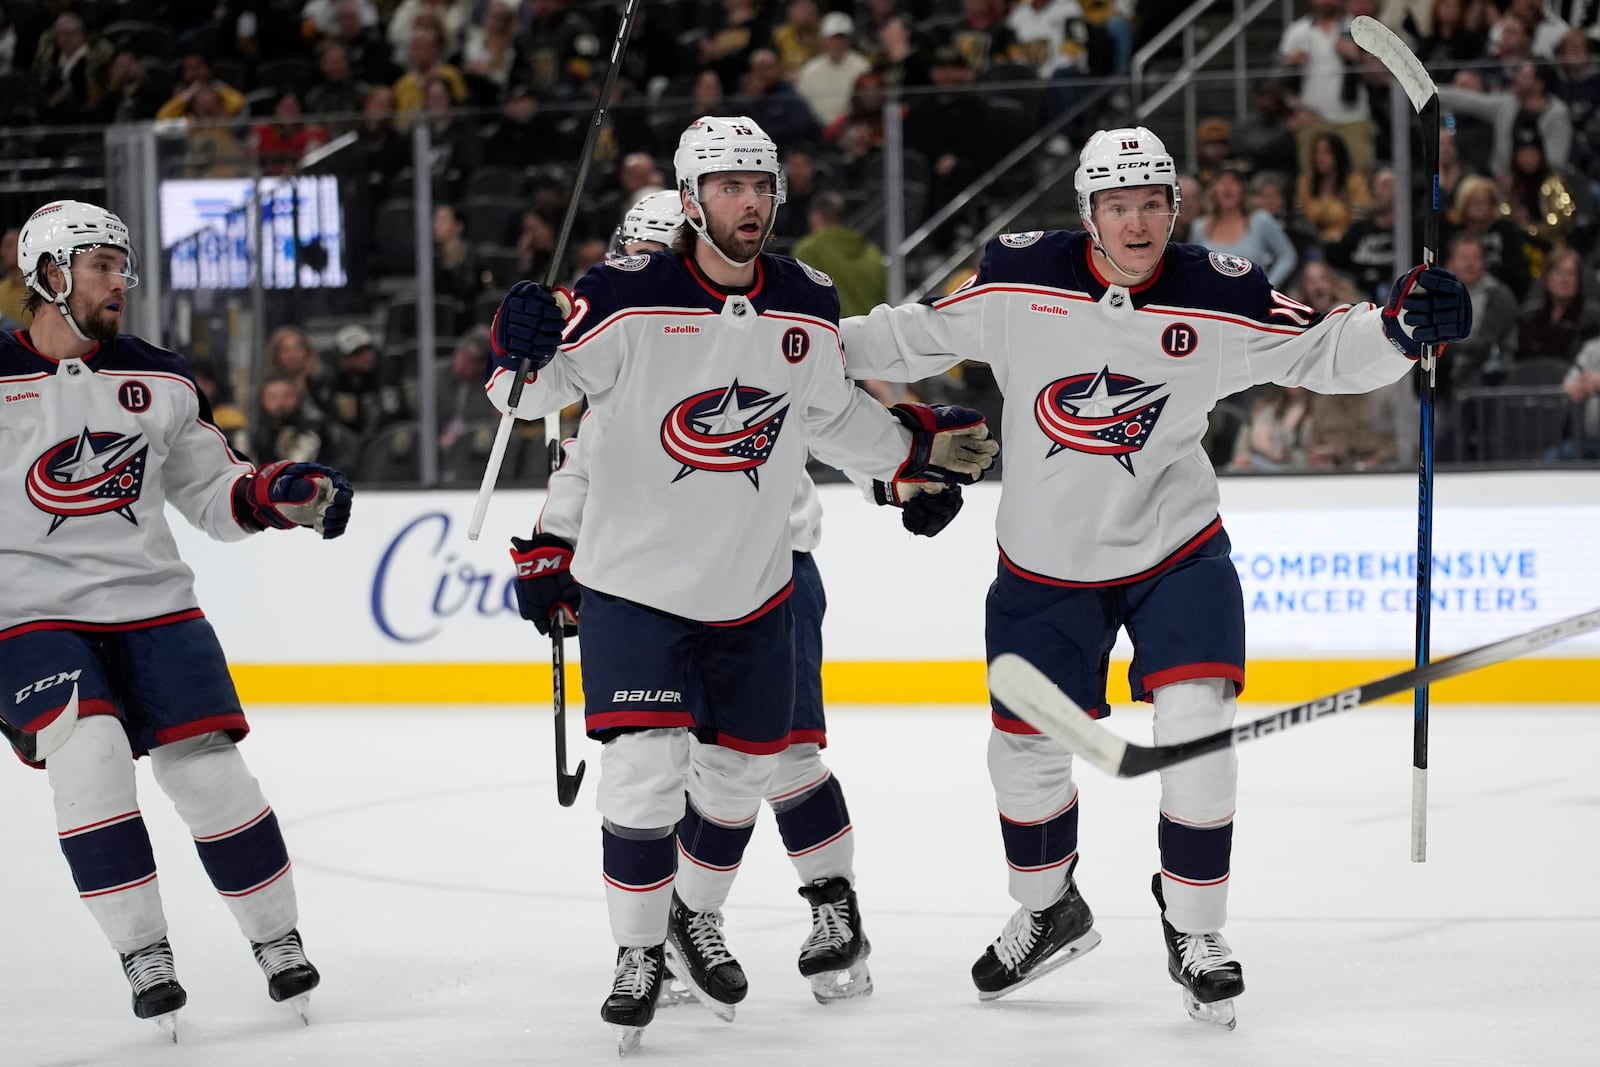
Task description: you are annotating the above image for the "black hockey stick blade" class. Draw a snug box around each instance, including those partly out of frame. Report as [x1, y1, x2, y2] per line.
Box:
[1, 684, 80, 762]
[989, 606, 1600, 778]
[551, 612, 586, 807]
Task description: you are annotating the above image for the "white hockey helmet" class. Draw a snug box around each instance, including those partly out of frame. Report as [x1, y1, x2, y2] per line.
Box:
[673, 115, 786, 205]
[1073, 127, 1180, 225]
[19, 199, 139, 302]
[615, 188, 686, 251]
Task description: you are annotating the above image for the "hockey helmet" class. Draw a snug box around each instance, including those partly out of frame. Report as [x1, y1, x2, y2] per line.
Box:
[19, 199, 139, 302]
[673, 116, 786, 205]
[615, 189, 686, 251]
[1073, 127, 1180, 225]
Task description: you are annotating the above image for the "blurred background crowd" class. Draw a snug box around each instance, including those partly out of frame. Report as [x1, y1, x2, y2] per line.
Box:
[0, 0, 1597, 486]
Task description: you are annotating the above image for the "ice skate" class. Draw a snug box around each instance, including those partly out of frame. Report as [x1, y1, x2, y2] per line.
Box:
[971, 864, 1101, 1001]
[251, 928, 321, 1024]
[797, 877, 873, 1003]
[664, 893, 746, 1023]
[120, 937, 186, 1041]
[601, 944, 665, 1056]
[1152, 874, 1244, 1030]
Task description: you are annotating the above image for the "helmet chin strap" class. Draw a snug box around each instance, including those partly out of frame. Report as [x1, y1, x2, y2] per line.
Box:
[684, 191, 776, 271]
[33, 255, 96, 344]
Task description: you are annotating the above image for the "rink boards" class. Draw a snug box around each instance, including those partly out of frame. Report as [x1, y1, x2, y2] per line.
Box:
[175, 471, 1600, 706]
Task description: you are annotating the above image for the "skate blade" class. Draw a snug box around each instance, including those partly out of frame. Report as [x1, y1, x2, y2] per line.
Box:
[809, 961, 874, 1004]
[154, 1012, 179, 1043]
[288, 993, 312, 1025]
[663, 945, 736, 1023]
[1182, 992, 1237, 1031]
[655, 978, 696, 1008]
[616, 1025, 644, 1056]
[976, 928, 1103, 1002]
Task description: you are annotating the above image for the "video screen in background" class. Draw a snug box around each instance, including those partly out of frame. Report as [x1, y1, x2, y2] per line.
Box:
[162, 175, 347, 291]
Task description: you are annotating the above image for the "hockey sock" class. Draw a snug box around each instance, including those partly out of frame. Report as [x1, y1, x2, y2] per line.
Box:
[603, 822, 677, 946]
[150, 732, 296, 943]
[674, 798, 757, 913]
[48, 714, 168, 954]
[771, 774, 855, 886]
[1153, 679, 1237, 931]
[988, 729, 1083, 911]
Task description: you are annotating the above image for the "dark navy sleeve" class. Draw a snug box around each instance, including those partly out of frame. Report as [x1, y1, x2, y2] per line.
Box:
[1160, 243, 1326, 328]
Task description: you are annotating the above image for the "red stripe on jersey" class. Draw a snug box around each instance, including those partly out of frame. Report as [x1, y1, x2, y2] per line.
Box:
[999, 517, 1222, 588]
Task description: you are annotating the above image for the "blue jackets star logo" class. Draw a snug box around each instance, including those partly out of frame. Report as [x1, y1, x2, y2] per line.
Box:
[660, 380, 790, 488]
[1034, 367, 1168, 475]
[26, 429, 150, 532]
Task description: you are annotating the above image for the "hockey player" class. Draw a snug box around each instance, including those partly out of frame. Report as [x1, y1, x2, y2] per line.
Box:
[837, 127, 1473, 1029]
[486, 115, 996, 1053]
[0, 201, 352, 1038]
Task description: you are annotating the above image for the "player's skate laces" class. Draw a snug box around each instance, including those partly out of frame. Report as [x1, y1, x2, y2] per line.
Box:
[120, 938, 186, 1039]
[602, 943, 667, 1055]
[665, 894, 746, 1022]
[797, 877, 872, 1002]
[251, 928, 320, 1023]
[971, 864, 1102, 1001]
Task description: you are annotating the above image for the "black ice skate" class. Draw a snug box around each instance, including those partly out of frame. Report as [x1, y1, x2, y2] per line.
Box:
[797, 877, 873, 1003]
[1152, 874, 1245, 1030]
[971, 864, 1102, 1001]
[251, 928, 321, 1024]
[601, 944, 666, 1056]
[120, 937, 186, 1041]
[664, 893, 747, 1022]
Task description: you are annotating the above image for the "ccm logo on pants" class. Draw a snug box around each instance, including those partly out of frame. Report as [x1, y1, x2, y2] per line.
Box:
[16, 669, 83, 704]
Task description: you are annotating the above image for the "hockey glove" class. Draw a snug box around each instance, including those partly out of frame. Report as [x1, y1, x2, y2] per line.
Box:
[510, 533, 580, 636]
[238, 461, 354, 539]
[873, 480, 965, 536]
[489, 280, 568, 374]
[1382, 265, 1472, 359]
[891, 402, 999, 485]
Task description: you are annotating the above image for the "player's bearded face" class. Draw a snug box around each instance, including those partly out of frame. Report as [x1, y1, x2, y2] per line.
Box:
[67, 250, 131, 341]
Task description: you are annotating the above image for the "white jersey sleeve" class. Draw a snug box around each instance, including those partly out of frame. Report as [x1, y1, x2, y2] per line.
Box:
[536, 413, 591, 543]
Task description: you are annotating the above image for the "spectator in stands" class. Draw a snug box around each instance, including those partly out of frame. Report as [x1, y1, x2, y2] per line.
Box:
[825, 70, 888, 173]
[1445, 232, 1522, 392]
[1234, 79, 1301, 178]
[515, 208, 556, 279]
[253, 90, 329, 175]
[795, 11, 871, 128]
[0, 227, 30, 328]
[594, 152, 664, 238]
[249, 374, 329, 465]
[1327, 166, 1406, 302]
[1490, 0, 1569, 59]
[1278, 0, 1377, 176]
[433, 203, 479, 322]
[1296, 130, 1371, 242]
[567, 239, 609, 286]
[460, 0, 526, 99]
[189, 360, 249, 443]
[483, 84, 551, 168]
[1194, 117, 1234, 188]
[875, 13, 932, 89]
[326, 324, 406, 439]
[1251, 169, 1324, 264]
[440, 328, 494, 449]
[157, 49, 247, 120]
[1231, 385, 1309, 470]
[95, 48, 168, 124]
[388, 0, 468, 68]
[266, 325, 336, 418]
[771, 144, 826, 241]
[1517, 246, 1600, 362]
[792, 190, 886, 319]
[1505, 120, 1589, 262]
[33, 12, 108, 124]
[303, 0, 379, 36]
[1188, 164, 1299, 286]
[1447, 175, 1534, 300]
[1436, 123, 1474, 210]
[393, 20, 467, 122]
[182, 87, 250, 178]
[330, 0, 399, 85]
[699, 0, 773, 90]
[1416, 0, 1490, 76]
[741, 47, 822, 146]
[519, 0, 598, 98]
[1552, 28, 1600, 177]
[305, 40, 369, 121]
[1441, 58, 1573, 175]
[1081, 0, 1137, 77]
[772, 0, 824, 73]
[420, 75, 481, 200]
[1173, 174, 1204, 242]
[0, 9, 16, 78]
[906, 46, 995, 223]
[1559, 335, 1600, 458]
[358, 84, 409, 202]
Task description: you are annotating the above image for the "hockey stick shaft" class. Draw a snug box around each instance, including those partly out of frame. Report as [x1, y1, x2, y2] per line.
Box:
[988, 606, 1600, 779]
[468, 0, 643, 540]
[1350, 14, 1442, 860]
[548, 438, 586, 807]
[1, 684, 80, 762]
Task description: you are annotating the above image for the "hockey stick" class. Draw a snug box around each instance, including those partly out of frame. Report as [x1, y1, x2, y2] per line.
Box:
[988, 606, 1600, 779]
[1350, 14, 1441, 861]
[1, 684, 80, 762]
[548, 437, 586, 807]
[467, 0, 643, 541]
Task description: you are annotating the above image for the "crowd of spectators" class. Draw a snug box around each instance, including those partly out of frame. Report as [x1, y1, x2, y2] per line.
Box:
[1, 0, 1598, 480]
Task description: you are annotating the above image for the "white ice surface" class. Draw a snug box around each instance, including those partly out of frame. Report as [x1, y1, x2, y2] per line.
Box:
[5, 702, 1598, 1066]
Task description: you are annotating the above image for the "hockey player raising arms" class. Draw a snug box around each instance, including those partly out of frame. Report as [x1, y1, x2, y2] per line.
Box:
[487, 116, 996, 1053]
[839, 127, 1472, 1029]
[0, 202, 352, 1038]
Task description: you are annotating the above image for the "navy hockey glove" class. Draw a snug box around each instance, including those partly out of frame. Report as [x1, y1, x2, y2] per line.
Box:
[873, 480, 965, 536]
[510, 533, 580, 636]
[489, 281, 568, 374]
[891, 402, 999, 485]
[1382, 265, 1472, 359]
[238, 461, 354, 539]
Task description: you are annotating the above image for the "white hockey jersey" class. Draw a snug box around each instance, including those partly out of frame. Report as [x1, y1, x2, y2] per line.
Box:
[841, 230, 1415, 585]
[489, 250, 907, 622]
[0, 330, 255, 636]
[536, 410, 824, 554]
